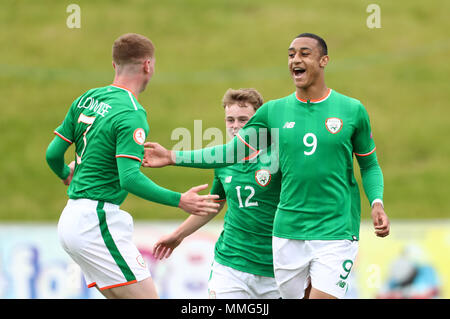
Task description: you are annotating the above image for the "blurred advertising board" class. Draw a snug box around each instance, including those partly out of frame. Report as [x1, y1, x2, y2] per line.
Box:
[354, 220, 449, 299]
[0, 220, 448, 299]
[0, 222, 219, 299]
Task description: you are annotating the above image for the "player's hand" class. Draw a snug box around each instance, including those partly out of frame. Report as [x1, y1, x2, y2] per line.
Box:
[153, 234, 183, 260]
[63, 161, 75, 186]
[371, 203, 390, 237]
[142, 142, 175, 167]
[179, 184, 220, 216]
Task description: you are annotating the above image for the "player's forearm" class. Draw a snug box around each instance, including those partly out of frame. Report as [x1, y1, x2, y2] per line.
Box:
[173, 206, 223, 240]
[357, 151, 384, 206]
[117, 157, 181, 207]
[45, 136, 71, 180]
[175, 136, 255, 168]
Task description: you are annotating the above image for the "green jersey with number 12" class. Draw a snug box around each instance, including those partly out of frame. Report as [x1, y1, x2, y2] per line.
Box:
[54, 84, 149, 205]
[210, 148, 281, 277]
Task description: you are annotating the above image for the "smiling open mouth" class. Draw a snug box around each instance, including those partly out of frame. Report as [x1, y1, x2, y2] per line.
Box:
[293, 67, 306, 77]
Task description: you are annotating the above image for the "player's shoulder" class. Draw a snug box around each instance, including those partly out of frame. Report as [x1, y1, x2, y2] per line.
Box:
[71, 86, 101, 102]
[331, 89, 366, 112]
[264, 93, 294, 108]
[254, 94, 294, 118]
[332, 89, 362, 105]
[108, 85, 145, 112]
[79, 85, 145, 113]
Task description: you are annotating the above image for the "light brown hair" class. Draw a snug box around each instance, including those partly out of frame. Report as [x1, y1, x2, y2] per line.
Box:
[112, 33, 155, 65]
[222, 88, 264, 111]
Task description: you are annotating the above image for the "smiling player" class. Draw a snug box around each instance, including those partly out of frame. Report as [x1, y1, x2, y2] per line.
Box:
[150, 88, 282, 299]
[143, 33, 390, 299]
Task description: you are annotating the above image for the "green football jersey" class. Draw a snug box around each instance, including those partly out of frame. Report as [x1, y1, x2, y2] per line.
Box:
[238, 89, 377, 240]
[211, 148, 281, 277]
[54, 84, 149, 205]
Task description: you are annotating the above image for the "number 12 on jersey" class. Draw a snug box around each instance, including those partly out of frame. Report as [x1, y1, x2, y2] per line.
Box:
[76, 113, 96, 164]
[235, 186, 259, 208]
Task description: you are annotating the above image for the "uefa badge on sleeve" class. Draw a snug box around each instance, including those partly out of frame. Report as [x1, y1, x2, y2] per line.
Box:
[325, 118, 343, 134]
[133, 128, 146, 145]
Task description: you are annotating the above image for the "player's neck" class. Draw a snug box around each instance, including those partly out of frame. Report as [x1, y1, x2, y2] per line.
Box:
[296, 82, 328, 102]
[112, 75, 143, 99]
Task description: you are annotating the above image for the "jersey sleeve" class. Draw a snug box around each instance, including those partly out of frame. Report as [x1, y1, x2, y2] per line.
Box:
[236, 102, 270, 153]
[356, 152, 384, 206]
[174, 103, 271, 168]
[117, 156, 181, 207]
[114, 110, 149, 162]
[175, 134, 255, 168]
[54, 97, 81, 144]
[210, 170, 226, 202]
[46, 136, 72, 180]
[352, 103, 376, 157]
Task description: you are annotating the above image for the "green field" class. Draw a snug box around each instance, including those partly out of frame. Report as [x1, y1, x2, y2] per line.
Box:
[1, 0, 449, 221]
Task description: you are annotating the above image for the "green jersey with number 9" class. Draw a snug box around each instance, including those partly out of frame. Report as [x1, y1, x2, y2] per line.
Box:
[54, 85, 149, 205]
[210, 147, 281, 277]
[237, 89, 378, 241]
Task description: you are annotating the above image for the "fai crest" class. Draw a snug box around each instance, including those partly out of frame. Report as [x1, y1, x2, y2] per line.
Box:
[255, 169, 271, 187]
[325, 118, 343, 134]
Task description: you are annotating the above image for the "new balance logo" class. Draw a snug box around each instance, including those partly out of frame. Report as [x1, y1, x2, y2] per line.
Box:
[336, 280, 347, 289]
[283, 122, 295, 128]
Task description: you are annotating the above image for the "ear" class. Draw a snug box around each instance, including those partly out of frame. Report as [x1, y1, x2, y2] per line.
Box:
[319, 55, 329, 68]
[112, 61, 116, 70]
[143, 59, 151, 73]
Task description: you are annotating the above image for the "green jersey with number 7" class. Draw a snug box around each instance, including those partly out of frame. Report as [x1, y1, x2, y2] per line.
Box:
[54, 84, 149, 205]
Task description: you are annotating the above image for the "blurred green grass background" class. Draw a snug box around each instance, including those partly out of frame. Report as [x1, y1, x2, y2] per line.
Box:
[0, 0, 448, 221]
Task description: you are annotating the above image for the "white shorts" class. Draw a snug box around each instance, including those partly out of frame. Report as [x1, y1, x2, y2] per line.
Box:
[272, 237, 358, 299]
[208, 261, 280, 299]
[57, 199, 150, 290]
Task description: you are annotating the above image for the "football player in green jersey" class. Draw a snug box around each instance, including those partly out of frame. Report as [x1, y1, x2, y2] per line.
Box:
[150, 88, 282, 298]
[143, 33, 390, 299]
[45, 33, 219, 299]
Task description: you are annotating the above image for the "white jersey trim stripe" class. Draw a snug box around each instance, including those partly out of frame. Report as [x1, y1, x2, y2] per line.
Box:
[128, 92, 138, 111]
[110, 85, 138, 111]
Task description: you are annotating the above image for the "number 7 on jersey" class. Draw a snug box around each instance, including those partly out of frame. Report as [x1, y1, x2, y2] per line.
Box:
[76, 113, 96, 164]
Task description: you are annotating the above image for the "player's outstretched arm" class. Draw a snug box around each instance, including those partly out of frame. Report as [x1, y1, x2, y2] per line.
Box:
[117, 157, 220, 216]
[142, 142, 175, 167]
[143, 135, 258, 169]
[153, 201, 225, 260]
